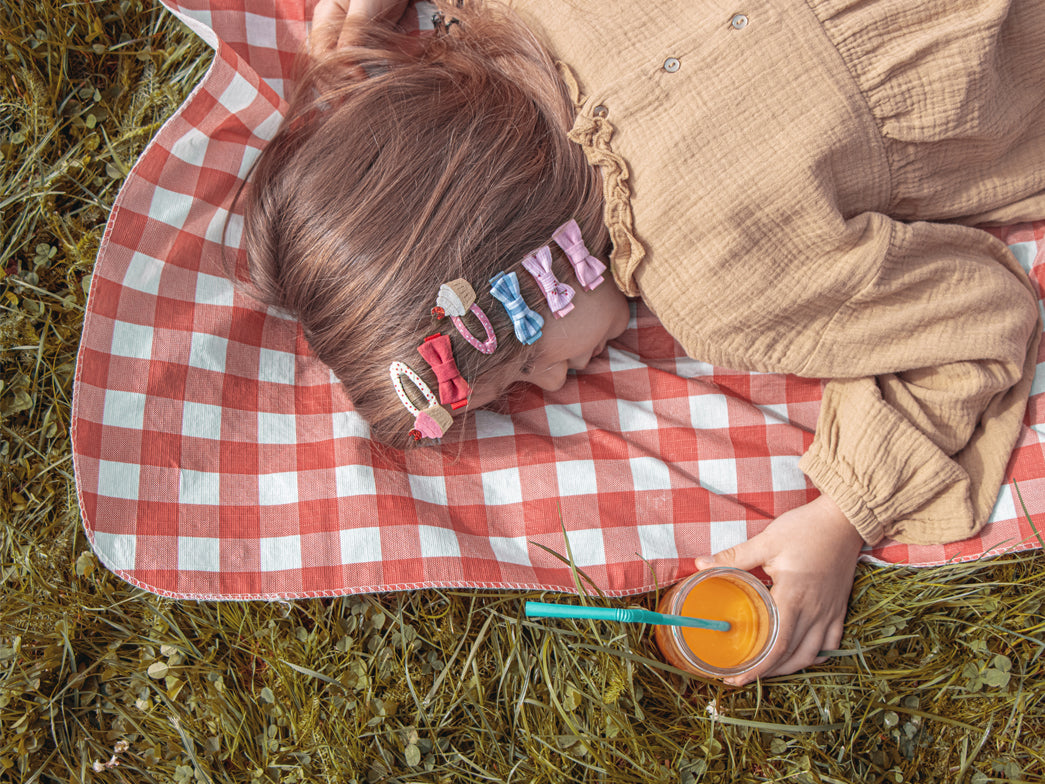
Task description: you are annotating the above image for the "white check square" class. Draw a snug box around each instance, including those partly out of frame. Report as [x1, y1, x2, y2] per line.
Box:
[689, 394, 729, 430]
[697, 458, 738, 496]
[418, 525, 461, 559]
[563, 528, 606, 567]
[244, 11, 278, 48]
[340, 527, 382, 564]
[194, 271, 236, 308]
[629, 456, 672, 491]
[102, 389, 147, 430]
[110, 321, 153, 360]
[988, 484, 1016, 524]
[179, 469, 221, 505]
[709, 520, 748, 555]
[409, 473, 447, 506]
[489, 535, 531, 566]
[260, 535, 301, 572]
[335, 463, 376, 497]
[258, 347, 296, 384]
[178, 536, 221, 572]
[545, 402, 588, 437]
[257, 411, 297, 444]
[617, 397, 658, 432]
[556, 460, 598, 496]
[482, 467, 523, 506]
[182, 401, 223, 440]
[258, 471, 298, 506]
[168, 125, 210, 167]
[187, 331, 228, 372]
[637, 524, 678, 560]
[146, 184, 194, 231]
[474, 409, 515, 439]
[97, 460, 141, 500]
[123, 251, 163, 295]
[93, 531, 136, 571]
[770, 455, 807, 492]
[216, 69, 260, 115]
[331, 410, 371, 439]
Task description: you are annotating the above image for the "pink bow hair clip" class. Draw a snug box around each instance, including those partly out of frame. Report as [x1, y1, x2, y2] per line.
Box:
[522, 245, 575, 318]
[552, 219, 606, 291]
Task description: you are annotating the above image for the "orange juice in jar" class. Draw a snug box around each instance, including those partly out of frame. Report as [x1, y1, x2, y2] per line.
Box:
[655, 567, 778, 679]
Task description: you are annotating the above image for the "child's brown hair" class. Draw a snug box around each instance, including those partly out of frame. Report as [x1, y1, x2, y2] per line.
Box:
[240, 0, 607, 448]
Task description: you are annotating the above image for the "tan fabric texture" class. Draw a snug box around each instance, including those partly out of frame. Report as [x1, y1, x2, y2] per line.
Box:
[513, 0, 1045, 545]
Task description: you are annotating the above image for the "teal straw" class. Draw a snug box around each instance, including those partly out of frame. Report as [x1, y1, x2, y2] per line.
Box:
[524, 601, 731, 632]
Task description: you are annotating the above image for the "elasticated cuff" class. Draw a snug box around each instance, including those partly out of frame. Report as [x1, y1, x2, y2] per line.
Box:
[799, 447, 885, 545]
[798, 377, 977, 546]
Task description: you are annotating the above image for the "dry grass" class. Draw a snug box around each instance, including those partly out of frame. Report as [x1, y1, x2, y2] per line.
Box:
[1, 2, 1043, 782]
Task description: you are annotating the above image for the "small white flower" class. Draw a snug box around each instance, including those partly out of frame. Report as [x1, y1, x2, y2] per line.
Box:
[706, 699, 720, 718]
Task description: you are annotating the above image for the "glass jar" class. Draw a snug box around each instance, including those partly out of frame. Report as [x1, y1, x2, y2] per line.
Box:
[654, 567, 779, 680]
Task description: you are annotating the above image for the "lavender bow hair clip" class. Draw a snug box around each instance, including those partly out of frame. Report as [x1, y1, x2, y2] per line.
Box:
[522, 245, 575, 318]
[552, 219, 606, 291]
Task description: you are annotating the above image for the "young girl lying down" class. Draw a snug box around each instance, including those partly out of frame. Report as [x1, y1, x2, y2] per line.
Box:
[242, 0, 1045, 685]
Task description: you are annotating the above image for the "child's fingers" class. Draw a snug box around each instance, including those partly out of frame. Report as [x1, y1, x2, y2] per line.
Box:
[310, 0, 412, 52]
[743, 583, 848, 684]
[312, 0, 351, 29]
[727, 600, 835, 685]
[811, 617, 846, 665]
[693, 537, 768, 573]
[760, 614, 843, 679]
[310, 0, 351, 51]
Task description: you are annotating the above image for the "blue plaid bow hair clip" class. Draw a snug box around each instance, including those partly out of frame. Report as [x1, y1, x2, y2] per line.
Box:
[490, 271, 544, 345]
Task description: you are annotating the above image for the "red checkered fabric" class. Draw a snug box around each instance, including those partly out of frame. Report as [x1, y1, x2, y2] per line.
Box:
[71, 0, 1045, 600]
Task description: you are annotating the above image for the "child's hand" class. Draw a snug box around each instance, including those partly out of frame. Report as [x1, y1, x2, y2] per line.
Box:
[310, 0, 412, 51]
[693, 493, 864, 686]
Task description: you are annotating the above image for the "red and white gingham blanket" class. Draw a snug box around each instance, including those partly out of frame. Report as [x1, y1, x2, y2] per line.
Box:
[71, 0, 1045, 600]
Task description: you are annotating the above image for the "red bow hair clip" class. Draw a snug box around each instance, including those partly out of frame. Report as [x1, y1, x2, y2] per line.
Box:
[417, 333, 470, 409]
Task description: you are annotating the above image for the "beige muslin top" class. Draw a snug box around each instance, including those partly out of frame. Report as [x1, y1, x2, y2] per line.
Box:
[513, 0, 1045, 545]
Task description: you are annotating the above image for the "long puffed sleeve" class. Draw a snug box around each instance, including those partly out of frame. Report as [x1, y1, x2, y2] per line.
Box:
[794, 218, 1040, 545]
[637, 211, 1039, 546]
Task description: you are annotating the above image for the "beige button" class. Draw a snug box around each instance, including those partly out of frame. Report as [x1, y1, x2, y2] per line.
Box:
[663, 57, 680, 73]
[593, 105, 609, 118]
[731, 13, 749, 29]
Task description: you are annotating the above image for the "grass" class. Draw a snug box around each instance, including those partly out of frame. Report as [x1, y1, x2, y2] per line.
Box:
[1, 1, 1043, 782]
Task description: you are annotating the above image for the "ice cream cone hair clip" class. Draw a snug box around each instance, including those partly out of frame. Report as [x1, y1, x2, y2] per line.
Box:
[553, 218, 606, 291]
[389, 361, 454, 440]
[490, 271, 543, 345]
[418, 333, 469, 410]
[432, 279, 497, 355]
[522, 245, 575, 319]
